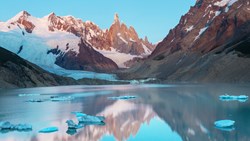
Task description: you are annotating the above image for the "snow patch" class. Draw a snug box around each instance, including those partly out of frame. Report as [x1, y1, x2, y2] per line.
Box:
[117, 33, 128, 44]
[142, 43, 151, 55]
[214, 0, 238, 7]
[94, 48, 139, 68]
[185, 25, 194, 32]
[194, 27, 208, 41]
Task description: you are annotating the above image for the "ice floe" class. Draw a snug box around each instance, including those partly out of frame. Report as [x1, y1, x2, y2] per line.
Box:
[130, 78, 156, 85]
[0, 121, 32, 132]
[18, 93, 40, 97]
[214, 120, 235, 128]
[108, 96, 137, 100]
[39, 127, 58, 133]
[71, 112, 105, 124]
[66, 120, 83, 129]
[219, 94, 248, 102]
[26, 99, 45, 103]
[51, 96, 75, 102]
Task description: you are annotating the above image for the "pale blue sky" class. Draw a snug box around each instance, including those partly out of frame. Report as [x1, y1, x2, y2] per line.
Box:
[0, 1, 196, 43]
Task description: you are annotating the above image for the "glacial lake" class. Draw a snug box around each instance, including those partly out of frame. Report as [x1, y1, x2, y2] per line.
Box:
[0, 84, 249, 141]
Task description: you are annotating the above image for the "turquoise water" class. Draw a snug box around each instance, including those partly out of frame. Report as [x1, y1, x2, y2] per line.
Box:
[0, 84, 249, 141]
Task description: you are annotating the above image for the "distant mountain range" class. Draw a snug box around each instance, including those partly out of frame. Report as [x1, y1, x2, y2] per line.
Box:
[122, 0, 250, 83]
[0, 11, 155, 72]
[1, 0, 250, 87]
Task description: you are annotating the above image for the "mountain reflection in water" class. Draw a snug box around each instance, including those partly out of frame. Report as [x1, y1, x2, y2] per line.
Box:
[0, 84, 249, 141]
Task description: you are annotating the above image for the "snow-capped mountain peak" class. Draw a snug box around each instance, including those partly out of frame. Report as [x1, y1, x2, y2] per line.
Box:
[0, 11, 156, 68]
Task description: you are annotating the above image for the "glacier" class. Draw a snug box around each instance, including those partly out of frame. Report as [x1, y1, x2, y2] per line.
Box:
[0, 31, 118, 81]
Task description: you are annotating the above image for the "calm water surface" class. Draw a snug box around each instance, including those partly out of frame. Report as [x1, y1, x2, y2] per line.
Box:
[0, 84, 249, 141]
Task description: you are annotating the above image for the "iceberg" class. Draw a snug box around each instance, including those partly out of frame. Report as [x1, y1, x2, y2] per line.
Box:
[14, 124, 32, 131]
[18, 93, 40, 97]
[26, 99, 45, 103]
[219, 94, 248, 102]
[72, 112, 105, 124]
[51, 96, 74, 101]
[108, 96, 137, 100]
[39, 127, 58, 133]
[66, 120, 83, 129]
[214, 120, 235, 128]
[130, 78, 156, 84]
[0, 121, 32, 132]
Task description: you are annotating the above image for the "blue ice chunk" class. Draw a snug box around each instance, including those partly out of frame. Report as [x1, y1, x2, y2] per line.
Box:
[72, 112, 105, 124]
[26, 99, 45, 103]
[15, 124, 32, 131]
[108, 96, 137, 100]
[18, 93, 40, 97]
[0, 121, 32, 131]
[39, 127, 58, 133]
[219, 94, 248, 102]
[214, 120, 235, 128]
[0, 121, 12, 129]
[66, 120, 83, 129]
[51, 96, 74, 101]
[71, 112, 87, 117]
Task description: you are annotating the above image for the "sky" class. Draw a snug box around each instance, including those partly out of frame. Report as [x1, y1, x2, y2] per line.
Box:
[0, 0, 196, 43]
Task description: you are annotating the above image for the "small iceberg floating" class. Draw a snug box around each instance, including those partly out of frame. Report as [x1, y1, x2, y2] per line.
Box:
[0, 121, 32, 132]
[51, 96, 74, 102]
[72, 112, 105, 124]
[214, 120, 235, 128]
[18, 93, 40, 97]
[219, 94, 248, 102]
[108, 96, 137, 100]
[26, 99, 45, 103]
[66, 120, 83, 129]
[39, 127, 58, 133]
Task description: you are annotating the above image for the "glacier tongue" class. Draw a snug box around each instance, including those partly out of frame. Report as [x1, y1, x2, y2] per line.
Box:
[0, 31, 118, 81]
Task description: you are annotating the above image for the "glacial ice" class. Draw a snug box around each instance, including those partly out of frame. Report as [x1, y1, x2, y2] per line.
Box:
[18, 93, 40, 97]
[219, 94, 248, 102]
[214, 120, 235, 128]
[108, 96, 137, 100]
[66, 120, 83, 129]
[26, 99, 45, 103]
[0, 121, 32, 132]
[130, 78, 156, 85]
[39, 127, 58, 133]
[72, 112, 105, 124]
[51, 96, 74, 101]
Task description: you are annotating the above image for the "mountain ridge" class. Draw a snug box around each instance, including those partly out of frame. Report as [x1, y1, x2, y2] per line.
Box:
[120, 0, 250, 83]
[0, 11, 155, 70]
[0, 11, 155, 72]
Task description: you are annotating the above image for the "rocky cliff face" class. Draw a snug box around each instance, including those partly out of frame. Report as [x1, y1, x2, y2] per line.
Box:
[54, 39, 118, 72]
[122, 0, 250, 83]
[152, 0, 250, 56]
